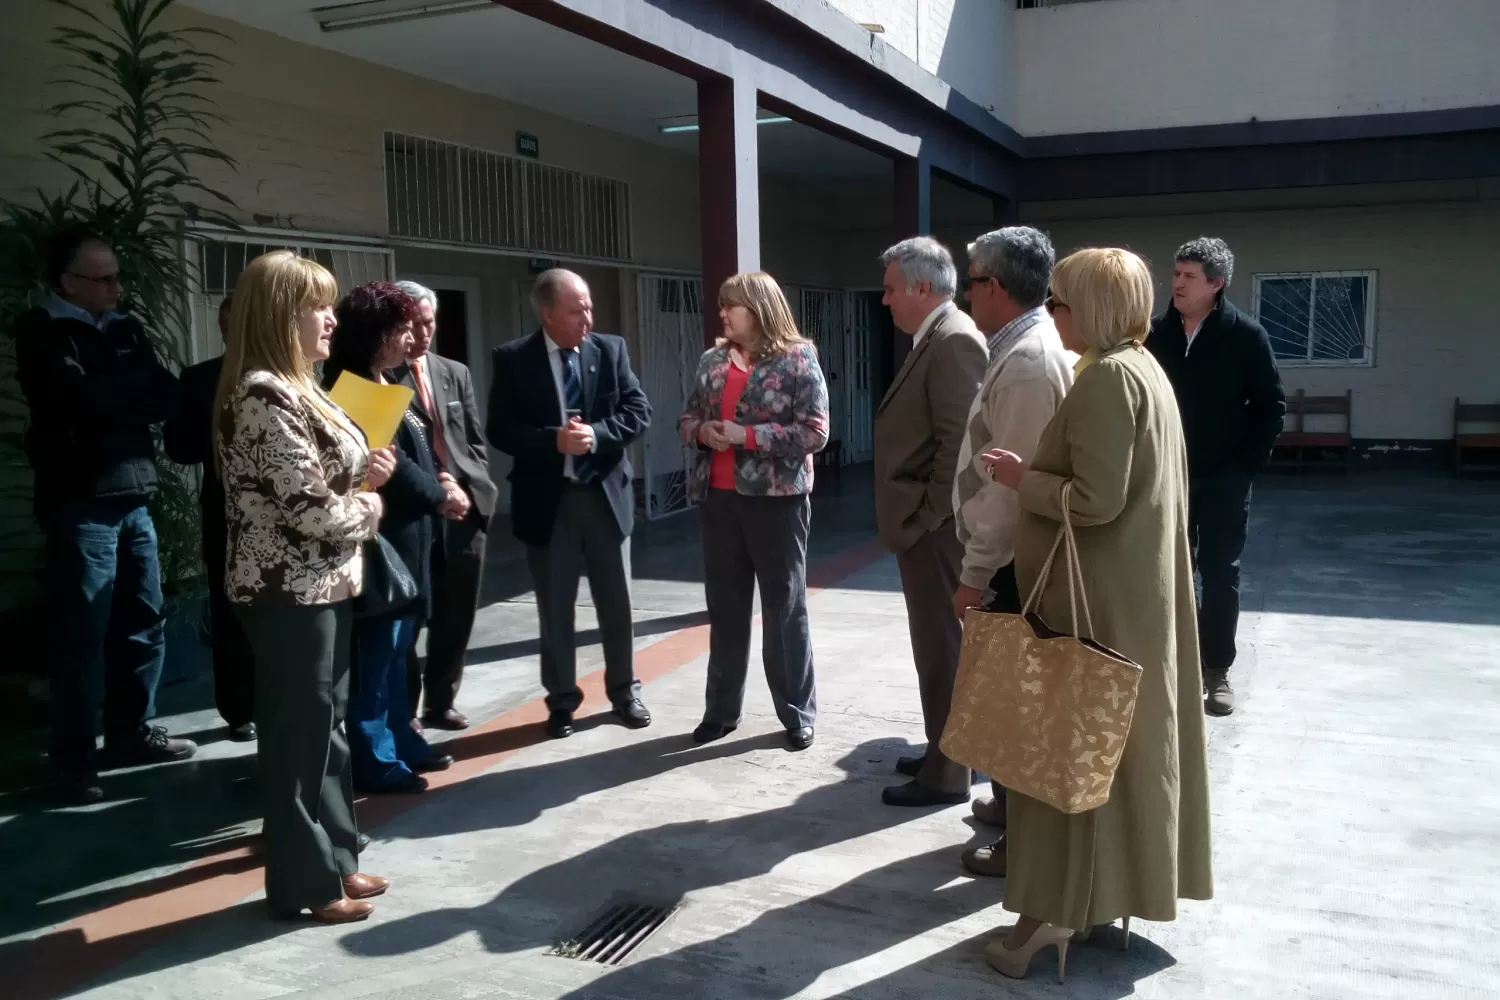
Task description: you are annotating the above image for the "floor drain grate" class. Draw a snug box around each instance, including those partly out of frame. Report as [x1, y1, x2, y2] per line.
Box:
[551, 899, 679, 966]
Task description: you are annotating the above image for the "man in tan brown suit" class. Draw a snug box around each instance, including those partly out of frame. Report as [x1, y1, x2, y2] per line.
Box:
[873, 237, 988, 807]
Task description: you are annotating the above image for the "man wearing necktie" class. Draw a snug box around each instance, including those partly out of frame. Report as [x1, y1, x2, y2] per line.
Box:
[392, 281, 498, 732]
[487, 269, 653, 739]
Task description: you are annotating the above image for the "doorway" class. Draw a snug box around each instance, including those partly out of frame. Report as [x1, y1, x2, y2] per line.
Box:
[400, 273, 484, 372]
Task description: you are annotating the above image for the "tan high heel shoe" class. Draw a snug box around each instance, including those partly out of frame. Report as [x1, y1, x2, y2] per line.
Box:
[984, 923, 1074, 983]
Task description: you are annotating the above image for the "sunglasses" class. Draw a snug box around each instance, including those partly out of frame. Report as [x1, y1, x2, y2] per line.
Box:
[960, 274, 1000, 294]
[1044, 293, 1068, 315]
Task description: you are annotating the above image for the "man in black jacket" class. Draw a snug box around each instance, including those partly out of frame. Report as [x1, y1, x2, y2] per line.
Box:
[1146, 237, 1286, 717]
[486, 269, 652, 740]
[16, 226, 197, 802]
[163, 294, 256, 743]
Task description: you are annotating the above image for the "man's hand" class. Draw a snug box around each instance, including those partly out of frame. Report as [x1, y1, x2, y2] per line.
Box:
[980, 448, 1027, 490]
[698, 421, 731, 451]
[953, 584, 985, 622]
[438, 484, 470, 521]
[557, 417, 595, 456]
[367, 447, 397, 488]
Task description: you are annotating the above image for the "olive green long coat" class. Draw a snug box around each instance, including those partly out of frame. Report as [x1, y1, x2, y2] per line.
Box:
[1006, 342, 1213, 929]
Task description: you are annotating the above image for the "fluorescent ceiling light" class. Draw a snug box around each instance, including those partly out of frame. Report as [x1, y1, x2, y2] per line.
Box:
[657, 114, 793, 134]
[314, 0, 492, 32]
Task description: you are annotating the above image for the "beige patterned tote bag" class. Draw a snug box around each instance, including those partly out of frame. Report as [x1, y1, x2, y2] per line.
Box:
[939, 482, 1144, 814]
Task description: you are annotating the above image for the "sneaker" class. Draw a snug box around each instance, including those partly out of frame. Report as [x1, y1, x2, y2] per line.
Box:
[101, 725, 198, 769]
[1204, 669, 1235, 716]
[961, 836, 1007, 878]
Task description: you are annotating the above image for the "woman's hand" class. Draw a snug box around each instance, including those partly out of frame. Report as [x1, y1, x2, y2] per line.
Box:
[366, 447, 397, 488]
[981, 448, 1027, 490]
[718, 422, 748, 447]
[355, 490, 385, 523]
[439, 480, 470, 521]
[698, 421, 731, 451]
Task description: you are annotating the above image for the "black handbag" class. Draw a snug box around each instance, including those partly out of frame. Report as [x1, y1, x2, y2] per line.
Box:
[353, 532, 418, 619]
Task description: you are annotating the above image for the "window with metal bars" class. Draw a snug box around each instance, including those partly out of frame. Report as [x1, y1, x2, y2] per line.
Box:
[1253, 270, 1376, 366]
[383, 131, 632, 262]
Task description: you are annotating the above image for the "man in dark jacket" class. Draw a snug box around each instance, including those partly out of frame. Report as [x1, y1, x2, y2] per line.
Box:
[163, 294, 256, 743]
[16, 226, 197, 802]
[1147, 237, 1286, 717]
[486, 269, 652, 741]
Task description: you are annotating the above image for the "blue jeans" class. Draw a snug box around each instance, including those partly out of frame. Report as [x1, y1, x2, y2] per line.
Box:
[45, 500, 165, 775]
[349, 614, 432, 791]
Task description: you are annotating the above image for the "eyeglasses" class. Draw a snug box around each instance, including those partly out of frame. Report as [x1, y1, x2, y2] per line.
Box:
[1044, 293, 1068, 314]
[960, 274, 999, 294]
[67, 271, 124, 288]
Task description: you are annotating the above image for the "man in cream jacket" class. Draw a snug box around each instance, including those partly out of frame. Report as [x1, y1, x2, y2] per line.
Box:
[951, 226, 1076, 877]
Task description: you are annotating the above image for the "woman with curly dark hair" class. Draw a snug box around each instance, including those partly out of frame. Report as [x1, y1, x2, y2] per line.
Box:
[325, 281, 470, 794]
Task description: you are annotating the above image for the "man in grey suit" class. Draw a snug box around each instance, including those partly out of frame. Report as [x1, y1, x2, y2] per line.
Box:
[394, 281, 498, 731]
[873, 237, 988, 808]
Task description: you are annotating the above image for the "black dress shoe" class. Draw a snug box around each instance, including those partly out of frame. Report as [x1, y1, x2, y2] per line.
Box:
[693, 721, 737, 744]
[421, 709, 470, 731]
[229, 722, 257, 742]
[895, 754, 923, 777]
[613, 699, 652, 730]
[415, 754, 453, 772]
[547, 711, 575, 739]
[881, 779, 969, 808]
[100, 725, 197, 769]
[787, 727, 814, 752]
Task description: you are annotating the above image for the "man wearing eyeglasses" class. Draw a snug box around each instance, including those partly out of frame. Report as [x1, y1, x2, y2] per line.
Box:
[15, 225, 196, 804]
[948, 227, 1076, 874]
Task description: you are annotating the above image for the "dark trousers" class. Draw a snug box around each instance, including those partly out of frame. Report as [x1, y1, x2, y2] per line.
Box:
[525, 482, 640, 715]
[895, 523, 970, 794]
[700, 489, 817, 732]
[236, 600, 359, 913]
[204, 523, 255, 728]
[44, 499, 165, 776]
[1188, 473, 1253, 675]
[408, 514, 486, 718]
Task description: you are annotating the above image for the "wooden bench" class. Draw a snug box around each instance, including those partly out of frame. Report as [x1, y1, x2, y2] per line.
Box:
[1454, 398, 1500, 475]
[1272, 389, 1354, 473]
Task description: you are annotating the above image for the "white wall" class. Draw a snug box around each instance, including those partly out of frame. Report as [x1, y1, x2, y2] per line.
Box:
[1025, 183, 1500, 441]
[1015, 0, 1500, 135]
[822, 0, 1015, 122]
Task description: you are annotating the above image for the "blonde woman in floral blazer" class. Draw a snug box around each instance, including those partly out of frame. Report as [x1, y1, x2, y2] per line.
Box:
[214, 251, 396, 925]
[678, 271, 829, 752]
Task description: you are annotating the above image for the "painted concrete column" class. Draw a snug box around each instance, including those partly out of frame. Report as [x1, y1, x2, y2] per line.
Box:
[893, 155, 932, 238]
[698, 74, 760, 346]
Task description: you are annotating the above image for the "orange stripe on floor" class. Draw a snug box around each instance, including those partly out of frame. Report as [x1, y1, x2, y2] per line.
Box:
[10, 537, 889, 1000]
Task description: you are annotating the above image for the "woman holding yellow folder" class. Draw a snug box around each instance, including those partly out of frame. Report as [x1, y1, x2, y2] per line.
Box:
[324, 281, 468, 794]
[215, 251, 396, 923]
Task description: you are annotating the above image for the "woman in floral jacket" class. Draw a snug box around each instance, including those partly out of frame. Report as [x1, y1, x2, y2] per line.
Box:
[679, 271, 830, 752]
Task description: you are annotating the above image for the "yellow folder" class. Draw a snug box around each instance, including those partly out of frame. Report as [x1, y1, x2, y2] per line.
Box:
[327, 371, 414, 449]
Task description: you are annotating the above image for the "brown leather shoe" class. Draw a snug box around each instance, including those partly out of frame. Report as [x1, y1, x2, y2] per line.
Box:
[971, 796, 1006, 827]
[307, 898, 374, 923]
[961, 836, 1007, 878]
[342, 873, 389, 900]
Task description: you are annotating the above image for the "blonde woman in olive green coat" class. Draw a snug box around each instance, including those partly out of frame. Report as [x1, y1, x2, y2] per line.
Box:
[982, 247, 1213, 983]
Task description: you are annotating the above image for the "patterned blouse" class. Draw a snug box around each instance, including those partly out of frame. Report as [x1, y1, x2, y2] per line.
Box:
[678, 342, 830, 501]
[219, 370, 381, 605]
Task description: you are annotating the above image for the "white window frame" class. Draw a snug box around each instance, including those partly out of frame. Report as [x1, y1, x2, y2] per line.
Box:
[1252, 269, 1377, 369]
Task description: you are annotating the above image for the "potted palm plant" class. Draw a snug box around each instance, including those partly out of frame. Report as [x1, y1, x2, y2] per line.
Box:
[0, 0, 238, 696]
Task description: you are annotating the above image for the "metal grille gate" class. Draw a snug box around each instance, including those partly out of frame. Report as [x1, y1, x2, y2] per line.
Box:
[637, 274, 703, 520]
[384, 132, 631, 261]
[796, 288, 875, 464]
[182, 227, 393, 365]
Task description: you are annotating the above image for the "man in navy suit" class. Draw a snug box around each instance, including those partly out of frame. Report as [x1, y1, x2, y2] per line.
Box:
[487, 269, 653, 739]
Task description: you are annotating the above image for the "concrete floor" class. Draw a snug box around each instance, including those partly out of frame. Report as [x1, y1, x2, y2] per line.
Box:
[4, 471, 1500, 999]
